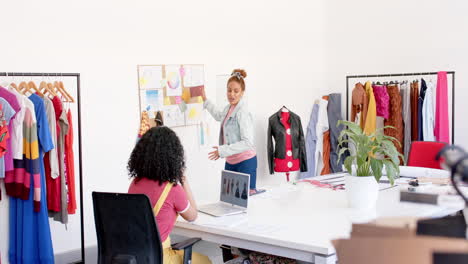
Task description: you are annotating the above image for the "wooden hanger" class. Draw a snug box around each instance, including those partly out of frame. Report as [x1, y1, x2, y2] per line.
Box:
[9, 82, 20, 92]
[53, 81, 74, 102]
[18, 81, 29, 94]
[39, 81, 57, 97]
[58, 81, 75, 102]
[281, 105, 290, 112]
[27, 81, 44, 97]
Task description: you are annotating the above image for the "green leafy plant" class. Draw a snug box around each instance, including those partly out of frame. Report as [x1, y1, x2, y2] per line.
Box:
[336, 120, 404, 185]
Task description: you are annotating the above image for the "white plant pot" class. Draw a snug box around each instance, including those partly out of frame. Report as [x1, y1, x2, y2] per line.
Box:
[345, 174, 379, 210]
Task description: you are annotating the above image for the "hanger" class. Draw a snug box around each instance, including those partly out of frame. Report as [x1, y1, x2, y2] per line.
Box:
[39, 81, 57, 97]
[58, 80, 75, 102]
[18, 81, 30, 95]
[27, 81, 44, 97]
[53, 80, 74, 102]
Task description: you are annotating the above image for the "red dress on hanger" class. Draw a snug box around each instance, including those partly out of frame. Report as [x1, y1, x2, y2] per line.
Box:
[274, 111, 300, 181]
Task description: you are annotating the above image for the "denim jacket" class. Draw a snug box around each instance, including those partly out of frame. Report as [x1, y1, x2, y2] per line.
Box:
[204, 98, 255, 158]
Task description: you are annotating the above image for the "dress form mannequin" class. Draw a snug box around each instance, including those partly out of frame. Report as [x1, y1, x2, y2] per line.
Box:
[273, 107, 300, 181]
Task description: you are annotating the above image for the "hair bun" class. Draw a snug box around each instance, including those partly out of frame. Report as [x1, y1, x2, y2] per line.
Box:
[232, 69, 247, 79]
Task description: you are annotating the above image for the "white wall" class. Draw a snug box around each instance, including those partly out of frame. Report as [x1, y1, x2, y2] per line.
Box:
[0, 0, 326, 261]
[3, 0, 466, 262]
[324, 0, 468, 147]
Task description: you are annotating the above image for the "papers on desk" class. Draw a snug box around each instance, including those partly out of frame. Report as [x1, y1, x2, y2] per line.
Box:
[193, 213, 248, 228]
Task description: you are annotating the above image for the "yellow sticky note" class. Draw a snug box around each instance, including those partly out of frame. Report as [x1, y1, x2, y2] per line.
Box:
[188, 107, 198, 119]
[196, 96, 203, 103]
[139, 77, 148, 87]
[163, 97, 171, 106]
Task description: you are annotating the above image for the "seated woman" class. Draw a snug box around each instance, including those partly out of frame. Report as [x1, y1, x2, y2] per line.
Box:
[128, 126, 211, 264]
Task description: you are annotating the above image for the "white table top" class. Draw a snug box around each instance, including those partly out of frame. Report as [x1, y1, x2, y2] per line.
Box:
[175, 180, 464, 256]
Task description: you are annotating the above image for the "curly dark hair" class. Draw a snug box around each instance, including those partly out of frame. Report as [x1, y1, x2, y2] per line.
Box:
[128, 126, 185, 185]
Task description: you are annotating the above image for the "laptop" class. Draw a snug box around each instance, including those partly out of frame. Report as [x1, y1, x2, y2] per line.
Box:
[198, 170, 250, 217]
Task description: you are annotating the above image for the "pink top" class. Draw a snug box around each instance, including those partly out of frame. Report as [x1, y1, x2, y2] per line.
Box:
[222, 105, 256, 165]
[128, 178, 190, 241]
[372, 85, 390, 118]
[434, 71, 450, 143]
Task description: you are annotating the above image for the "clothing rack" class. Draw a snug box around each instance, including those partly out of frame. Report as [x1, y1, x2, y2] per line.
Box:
[0, 72, 84, 262]
[346, 71, 455, 144]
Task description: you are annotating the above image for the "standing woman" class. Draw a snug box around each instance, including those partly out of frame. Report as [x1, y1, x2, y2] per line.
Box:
[202, 69, 264, 195]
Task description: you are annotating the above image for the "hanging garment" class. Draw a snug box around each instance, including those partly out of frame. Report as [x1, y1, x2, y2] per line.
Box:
[9, 94, 55, 264]
[410, 81, 419, 141]
[272, 112, 300, 176]
[267, 108, 307, 175]
[434, 71, 450, 143]
[10, 89, 26, 160]
[350, 83, 368, 129]
[0, 99, 15, 201]
[372, 84, 390, 118]
[65, 110, 76, 214]
[384, 84, 404, 162]
[400, 82, 412, 161]
[315, 99, 329, 175]
[320, 96, 331, 175]
[43, 97, 59, 179]
[47, 96, 63, 213]
[363, 81, 377, 135]
[328, 93, 344, 173]
[49, 99, 70, 224]
[5, 98, 36, 200]
[418, 79, 428, 141]
[0, 98, 16, 176]
[299, 103, 319, 179]
[422, 80, 435, 142]
[0, 87, 20, 184]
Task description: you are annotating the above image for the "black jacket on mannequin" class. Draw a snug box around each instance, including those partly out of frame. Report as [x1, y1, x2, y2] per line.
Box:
[267, 109, 307, 175]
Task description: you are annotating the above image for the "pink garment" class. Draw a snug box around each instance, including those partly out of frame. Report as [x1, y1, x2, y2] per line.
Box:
[128, 179, 189, 241]
[434, 71, 450, 143]
[222, 105, 256, 165]
[372, 84, 390, 119]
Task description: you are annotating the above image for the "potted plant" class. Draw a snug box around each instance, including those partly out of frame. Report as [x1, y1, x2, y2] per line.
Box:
[337, 120, 403, 209]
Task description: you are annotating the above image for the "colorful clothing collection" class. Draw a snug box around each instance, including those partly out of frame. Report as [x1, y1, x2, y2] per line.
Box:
[301, 93, 345, 178]
[349, 72, 450, 163]
[0, 85, 77, 264]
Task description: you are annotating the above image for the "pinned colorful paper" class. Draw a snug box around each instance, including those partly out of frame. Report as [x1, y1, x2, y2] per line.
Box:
[164, 97, 171, 105]
[182, 88, 191, 103]
[139, 77, 148, 87]
[165, 65, 183, 97]
[167, 72, 180, 89]
[178, 101, 187, 112]
[185, 103, 203, 125]
[160, 79, 167, 88]
[175, 96, 182, 104]
[196, 96, 203, 103]
[179, 66, 186, 77]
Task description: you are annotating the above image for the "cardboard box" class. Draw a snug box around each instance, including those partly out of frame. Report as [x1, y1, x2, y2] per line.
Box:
[333, 220, 468, 264]
[333, 236, 468, 264]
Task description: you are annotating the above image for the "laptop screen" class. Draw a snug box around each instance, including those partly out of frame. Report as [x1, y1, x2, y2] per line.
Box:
[220, 170, 249, 208]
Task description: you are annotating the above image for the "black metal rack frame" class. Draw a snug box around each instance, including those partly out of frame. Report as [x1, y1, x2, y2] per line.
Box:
[0, 72, 84, 262]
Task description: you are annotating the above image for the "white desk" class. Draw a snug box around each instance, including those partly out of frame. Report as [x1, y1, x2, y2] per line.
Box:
[173, 182, 463, 264]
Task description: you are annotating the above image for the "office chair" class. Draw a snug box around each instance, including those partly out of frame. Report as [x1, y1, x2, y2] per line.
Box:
[92, 192, 201, 264]
[407, 141, 447, 169]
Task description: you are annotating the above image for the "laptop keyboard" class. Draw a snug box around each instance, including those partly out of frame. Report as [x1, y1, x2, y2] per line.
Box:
[200, 203, 243, 215]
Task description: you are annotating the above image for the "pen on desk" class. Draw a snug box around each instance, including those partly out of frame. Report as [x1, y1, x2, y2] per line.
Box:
[323, 179, 345, 184]
[319, 176, 344, 183]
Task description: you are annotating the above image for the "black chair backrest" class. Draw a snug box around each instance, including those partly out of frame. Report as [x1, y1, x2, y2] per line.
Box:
[92, 192, 163, 264]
